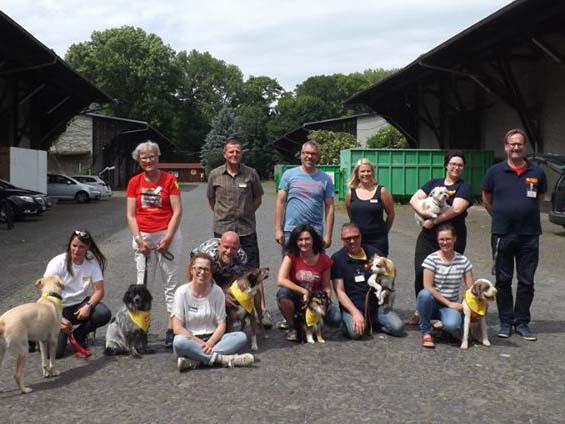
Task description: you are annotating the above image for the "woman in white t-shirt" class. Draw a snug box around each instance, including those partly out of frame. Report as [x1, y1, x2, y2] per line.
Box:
[44, 230, 111, 358]
[172, 252, 254, 371]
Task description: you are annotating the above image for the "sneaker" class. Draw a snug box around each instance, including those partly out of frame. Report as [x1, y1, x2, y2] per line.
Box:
[165, 329, 175, 347]
[277, 319, 289, 330]
[177, 357, 200, 372]
[261, 310, 273, 329]
[497, 323, 512, 338]
[432, 320, 444, 330]
[216, 353, 255, 368]
[286, 329, 298, 341]
[515, 324, 537, 341]
[422, 333, 435, 348]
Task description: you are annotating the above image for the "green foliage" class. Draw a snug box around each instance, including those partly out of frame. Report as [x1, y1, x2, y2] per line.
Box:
[366, 125, 409, 149]
[240, 76, 283, 110]
[307, 130, 359, 164]
[204, 149, 226, 176]
[200, 106, 238, 166]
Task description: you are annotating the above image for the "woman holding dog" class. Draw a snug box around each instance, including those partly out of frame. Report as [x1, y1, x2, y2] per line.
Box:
[408, 150, 473, 325]
[276, 224, 340, 341]
[172, 252, 254, 371]
[44, 229, 112, 358]
[346, 158, 395, 256]
[417, 223, 474, 348]
[126, 140, 183, 348]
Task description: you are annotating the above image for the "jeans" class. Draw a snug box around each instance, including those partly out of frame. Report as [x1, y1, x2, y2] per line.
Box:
[417, 289, 461, 336]
[173, 332, 248, 365]
[492, 234, 539, 326]
[341, 307, 405, 339]
[56, 299, 112, 358]
[276, 287, 341, 328]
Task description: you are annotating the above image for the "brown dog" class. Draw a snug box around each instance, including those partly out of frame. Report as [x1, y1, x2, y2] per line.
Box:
[460, 279, 497, 350]
[301, 291, 328, 344]
[226, 267, 269, 351]
[366, 254, 396, 307]
[0, 276, 65, 393]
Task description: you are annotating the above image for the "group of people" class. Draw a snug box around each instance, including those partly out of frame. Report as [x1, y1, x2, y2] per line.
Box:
[40, 127, 547, 370]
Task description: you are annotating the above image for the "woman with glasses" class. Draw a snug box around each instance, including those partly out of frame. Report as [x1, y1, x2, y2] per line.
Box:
[172, 252, 254, 371]
[44, 230, 111, 358]
[408, 150, 473, 325]
[127, 141, 183, 348]
[345, 158, 395, 256]
[417, 224, 474, 348]
[276, 224, 340, 342]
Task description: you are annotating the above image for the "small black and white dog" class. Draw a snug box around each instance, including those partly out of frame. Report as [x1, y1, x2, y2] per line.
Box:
[104, 284, 153, 358]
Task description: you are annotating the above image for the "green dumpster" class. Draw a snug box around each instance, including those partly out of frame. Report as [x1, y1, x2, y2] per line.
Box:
[273, 164, 343, 199]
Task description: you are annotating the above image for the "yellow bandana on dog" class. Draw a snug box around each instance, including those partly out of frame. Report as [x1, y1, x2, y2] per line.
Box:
[128, 310, 151, 332]
[305, 308, 322, 327]
[229, 281, 254, 314]
[40, 292, 63, 308]
[465, 289, 487, 317]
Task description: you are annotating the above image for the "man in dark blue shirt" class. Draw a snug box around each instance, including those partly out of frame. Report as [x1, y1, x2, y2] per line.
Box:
[482, 128, 547, 341]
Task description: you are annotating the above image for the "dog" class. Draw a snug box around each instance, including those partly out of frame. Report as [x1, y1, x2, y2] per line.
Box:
[460, 278, 497, 350]
[104, 284, 153, 358]
[415, 186, 450, 226]
[0, 276, 64, 394]
[298, 291, 328, 344]
[366, 254, 396, 307]
[226, 267, 269, 351]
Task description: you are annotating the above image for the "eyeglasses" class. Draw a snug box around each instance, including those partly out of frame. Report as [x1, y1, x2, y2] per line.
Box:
[193, 266, 211, 274]
[140, 155, 157, 161]
[74, 230, 90, 239]
[341, 235, 361, 242]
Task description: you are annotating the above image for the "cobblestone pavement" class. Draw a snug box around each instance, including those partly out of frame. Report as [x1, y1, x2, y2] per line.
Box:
[1, 183, 565, 423]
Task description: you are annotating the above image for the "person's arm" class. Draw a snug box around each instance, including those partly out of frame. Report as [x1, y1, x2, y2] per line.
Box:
[334, 277, 365, 335]
[253, 194, 262, 211]
[157, 194, 182, 252]
[204, 320, 226, 353]
[463, 269, 474, 290]
[323, 197, 335, 248]
[320, 267, 333, 300]
[127, 197, 150, 255]
[277, 255, 308, 301]
[274, 190, 287, 245]
[423, 268, 462, 311]
[482, 190, 493, 216]
[410, 189, 429, 216]
[345, 190, 352, 220]
[207, 176, 215, 210]
[75, 280, 104, 320]
[381, 187, 395, 232]
[432, 197, 471, 225]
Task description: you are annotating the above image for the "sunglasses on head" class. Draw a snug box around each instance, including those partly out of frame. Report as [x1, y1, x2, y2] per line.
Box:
[74, 230, 90, 239]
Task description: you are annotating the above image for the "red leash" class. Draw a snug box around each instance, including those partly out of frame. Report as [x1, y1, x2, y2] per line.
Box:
[68, 334, 92, 358]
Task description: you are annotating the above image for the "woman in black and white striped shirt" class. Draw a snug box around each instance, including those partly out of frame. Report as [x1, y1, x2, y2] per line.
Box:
[417, 223, 474, 348]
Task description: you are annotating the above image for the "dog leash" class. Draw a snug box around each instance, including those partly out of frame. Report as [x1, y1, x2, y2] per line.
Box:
[68, 334, 92, 358]
[491, 237, 500, 276]
[143, 248, 174, 287]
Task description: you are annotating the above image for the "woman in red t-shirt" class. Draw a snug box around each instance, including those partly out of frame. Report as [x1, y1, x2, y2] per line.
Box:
[276, 224, 339, 341]
[126, 141, 183, 347]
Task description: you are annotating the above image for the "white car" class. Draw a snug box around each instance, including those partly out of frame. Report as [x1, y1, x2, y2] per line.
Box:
[47, 174, 102, 203]
[72, 175, 113, 198]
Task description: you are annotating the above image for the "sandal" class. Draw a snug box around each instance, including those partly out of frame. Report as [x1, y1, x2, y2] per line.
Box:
[405, 311, 420, 326]
[432, 321, 444, 330]
[422, 333, 435, 348]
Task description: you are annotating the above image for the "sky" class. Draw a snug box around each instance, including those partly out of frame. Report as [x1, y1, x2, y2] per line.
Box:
[2, 0, 514, 91]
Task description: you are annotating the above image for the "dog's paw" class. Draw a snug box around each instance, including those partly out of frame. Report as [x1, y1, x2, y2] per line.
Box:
[460, 342, 469, 350]
[482, 339, 491, 347]
[251, 343, 259, 351]
[20, 386, 32, 394]
[317, 338, 326, 344]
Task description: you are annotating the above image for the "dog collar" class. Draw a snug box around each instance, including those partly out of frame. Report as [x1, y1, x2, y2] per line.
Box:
[229, 281, 254, 314]
[305, 308, 322, 327]
[40, 292, 63, 307]
[127, 310, 151, 332]
[464, 289, 487, 317]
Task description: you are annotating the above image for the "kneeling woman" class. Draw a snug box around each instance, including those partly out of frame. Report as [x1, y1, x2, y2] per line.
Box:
[417, 224, 474, 348]
[44, 230, 112, 358]
[172, 252, 254, 371]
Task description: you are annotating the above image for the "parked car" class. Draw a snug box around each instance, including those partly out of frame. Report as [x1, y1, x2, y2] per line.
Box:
[71, 175, 112, 198]
[0, 186, 41, 220]
[47, 174, 101, 203]
[528, 153, 565, 229]
[0, 178, 51, 214]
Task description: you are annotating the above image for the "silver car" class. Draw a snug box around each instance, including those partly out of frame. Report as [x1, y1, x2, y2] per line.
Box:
[47, 174, 102, 203]
[72, 175, 112, 198]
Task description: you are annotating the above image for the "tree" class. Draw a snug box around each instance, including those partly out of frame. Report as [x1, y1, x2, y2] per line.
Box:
[366, 125, 409, 149]
[240, 76, 283, 110]
[307, 130, 359, 164]
[200, 106, 238, 168]
[236, 104, 275, 177]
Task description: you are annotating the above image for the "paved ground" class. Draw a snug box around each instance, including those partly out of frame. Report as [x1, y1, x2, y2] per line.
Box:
[1, 182, 565, 423]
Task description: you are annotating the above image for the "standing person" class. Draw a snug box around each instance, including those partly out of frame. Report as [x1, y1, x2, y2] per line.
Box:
[126, 140, 183, 347]
[332, 223, 405, 340]
[275, 141, 335, 249]
[408, 150, 473, 325]
[276, 224, 341, 341]
[206, 139, 270, 326]
[482, 129, 547, 341]
[44, 230, 112, 358]
[417, 224, 474, 348]
[172, 252, 254, 371]
[345, 158, 395, 256]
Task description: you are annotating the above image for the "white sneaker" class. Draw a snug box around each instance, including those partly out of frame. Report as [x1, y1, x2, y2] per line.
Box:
[177, 357, 200, 372]
[216, 353, 255, 368]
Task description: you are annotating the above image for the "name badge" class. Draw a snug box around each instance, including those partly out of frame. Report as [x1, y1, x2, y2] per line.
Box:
[354, 275, 365, 283]
[370, 199, 379, 203]
[82, 276, 92, 284]
[527, 190, 537, 198]
[153, 186, 162, 195]
[238, 183, 247, 188]
[188, 306, 198, 312]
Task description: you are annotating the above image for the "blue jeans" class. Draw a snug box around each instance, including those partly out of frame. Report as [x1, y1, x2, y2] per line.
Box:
[417, 289, 461, 336]
[492, 234, 539, 326]
[173, 332, 247, 365]
[276, 287, 341, 328]
[341, 308, 405, 339]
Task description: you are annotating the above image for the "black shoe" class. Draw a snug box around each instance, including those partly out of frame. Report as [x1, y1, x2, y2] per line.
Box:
[497, 323, 512, 338]
[165, 329, 174, 348]
[515, 324, 537, 341]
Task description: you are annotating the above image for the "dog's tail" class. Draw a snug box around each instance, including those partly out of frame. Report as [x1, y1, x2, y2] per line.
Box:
[0, 319, 4, 336]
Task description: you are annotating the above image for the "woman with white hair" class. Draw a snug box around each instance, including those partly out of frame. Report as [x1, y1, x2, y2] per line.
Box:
[126, 140, 183, 347]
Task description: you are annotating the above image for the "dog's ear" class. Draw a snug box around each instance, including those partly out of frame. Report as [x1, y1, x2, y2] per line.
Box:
[470, 282, 481, 297]
[34, 278, 44, 288]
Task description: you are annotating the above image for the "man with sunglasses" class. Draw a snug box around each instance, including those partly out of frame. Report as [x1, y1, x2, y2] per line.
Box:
[331, 222, 405, 339]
